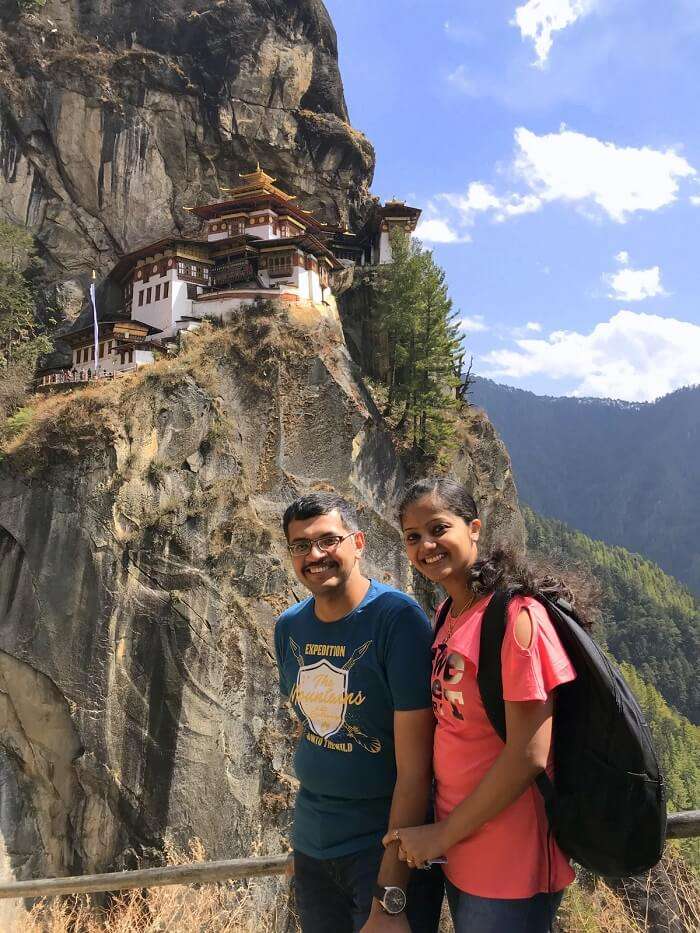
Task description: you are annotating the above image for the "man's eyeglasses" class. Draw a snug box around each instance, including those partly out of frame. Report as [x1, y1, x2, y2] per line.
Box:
[287, 533, 355, 558]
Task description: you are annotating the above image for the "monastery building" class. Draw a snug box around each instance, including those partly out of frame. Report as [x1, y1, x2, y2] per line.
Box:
[37, 168, 420, 387]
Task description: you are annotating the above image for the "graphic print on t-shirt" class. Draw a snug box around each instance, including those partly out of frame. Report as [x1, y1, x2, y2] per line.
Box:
[432, 641, 466, 721]
[288, 637, 381, 753]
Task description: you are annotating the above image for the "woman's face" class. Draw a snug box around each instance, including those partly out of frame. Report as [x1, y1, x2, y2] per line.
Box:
[401, 494, 481, 585]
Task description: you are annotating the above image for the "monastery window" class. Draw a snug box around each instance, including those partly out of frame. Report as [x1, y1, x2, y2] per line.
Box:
[155, 284, 161, 301]
[163, 281, 170, 299]
[268, 253, 292, 275]
[128, 350, 133, 364]
[186, 284, 199, 300]
[146, 287, 152, 304]
[230, 220, 245, 235]
[138, 290, 144, 307]
[177, 260, 207, 281]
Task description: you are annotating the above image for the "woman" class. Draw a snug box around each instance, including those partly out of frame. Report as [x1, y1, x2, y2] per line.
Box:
[384, 477, 592, 933]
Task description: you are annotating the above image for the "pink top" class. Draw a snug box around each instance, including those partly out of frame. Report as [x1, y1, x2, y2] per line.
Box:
[432, 594, 577, 898]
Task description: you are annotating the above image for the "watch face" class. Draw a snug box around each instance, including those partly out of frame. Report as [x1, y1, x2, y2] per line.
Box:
[383, 887, 407, 914]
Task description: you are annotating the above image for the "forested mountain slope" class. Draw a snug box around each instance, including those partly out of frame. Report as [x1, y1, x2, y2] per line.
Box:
[471, 378, 700, 595]
[524, 506, 699, 724]
[620, 663, 699, 817]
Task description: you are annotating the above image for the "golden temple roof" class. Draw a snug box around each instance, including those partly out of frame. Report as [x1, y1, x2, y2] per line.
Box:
[219, 163, 296, 202]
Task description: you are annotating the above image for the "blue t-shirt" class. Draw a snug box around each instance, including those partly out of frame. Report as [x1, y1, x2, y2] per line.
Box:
[274, 580, 433, 858]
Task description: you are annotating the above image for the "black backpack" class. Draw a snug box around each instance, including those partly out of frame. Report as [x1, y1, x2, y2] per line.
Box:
[435, 588, 667, 878]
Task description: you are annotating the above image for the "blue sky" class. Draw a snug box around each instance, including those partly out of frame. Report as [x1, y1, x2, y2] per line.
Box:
[325, 0, 700, 401]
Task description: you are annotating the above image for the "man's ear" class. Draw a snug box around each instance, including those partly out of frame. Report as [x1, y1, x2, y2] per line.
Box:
[353, 530, 366, 556]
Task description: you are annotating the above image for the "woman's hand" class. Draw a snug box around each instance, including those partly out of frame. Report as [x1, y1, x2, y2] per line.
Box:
[381, 822, 448, 869]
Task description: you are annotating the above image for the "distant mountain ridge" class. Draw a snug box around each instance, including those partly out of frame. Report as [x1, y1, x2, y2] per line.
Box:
[471, 378, 700, 595]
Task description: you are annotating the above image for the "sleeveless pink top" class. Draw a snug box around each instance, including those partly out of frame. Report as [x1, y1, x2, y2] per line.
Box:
[432, 594, 576, 898]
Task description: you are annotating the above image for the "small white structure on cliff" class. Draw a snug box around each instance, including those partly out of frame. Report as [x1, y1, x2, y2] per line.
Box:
[373, 200, 422, 264]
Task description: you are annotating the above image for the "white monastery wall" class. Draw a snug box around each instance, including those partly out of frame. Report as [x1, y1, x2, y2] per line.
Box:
[378, 229, 392, 264]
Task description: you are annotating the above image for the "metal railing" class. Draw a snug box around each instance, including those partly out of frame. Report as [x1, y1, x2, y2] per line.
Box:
[0, 810, 696, 901]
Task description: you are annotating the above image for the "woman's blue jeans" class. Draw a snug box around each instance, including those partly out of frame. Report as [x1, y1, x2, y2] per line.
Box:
[445, 877, 564, 933]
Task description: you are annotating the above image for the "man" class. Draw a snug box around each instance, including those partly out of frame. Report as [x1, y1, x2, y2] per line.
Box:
[274, 492, 442, 933]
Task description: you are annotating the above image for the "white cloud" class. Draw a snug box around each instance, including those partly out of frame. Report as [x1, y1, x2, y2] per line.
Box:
[414, 217, 468, 244]
[459, 315, 489, 333]
[607, 265, 665, 302]
[513, 0, 597, 67]
[615, 250, 630, 265]
[441, 182, 542, 225]
[514, 127, 695, 221]
[526, 321, 542, 331]
[424, 128, 695, 240]
[446, 64, 479, 96]
[690, 195, 700, 206]
[481, 310, 700, 401]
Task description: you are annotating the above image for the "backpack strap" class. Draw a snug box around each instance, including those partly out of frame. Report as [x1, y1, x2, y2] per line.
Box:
[477, 588, 512, 742]
[433, 596, 453, 639]
[478, 588, 555, 802]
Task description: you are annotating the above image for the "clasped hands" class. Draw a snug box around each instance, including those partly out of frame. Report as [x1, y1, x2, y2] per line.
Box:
[381, 821, 448, 870]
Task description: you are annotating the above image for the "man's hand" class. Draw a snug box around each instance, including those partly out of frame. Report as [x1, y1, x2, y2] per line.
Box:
[360, 900, 411, 932]
[382, 822, 448, 869]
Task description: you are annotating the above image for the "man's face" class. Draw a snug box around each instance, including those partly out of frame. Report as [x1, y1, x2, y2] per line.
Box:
[286, 509, 365, 597]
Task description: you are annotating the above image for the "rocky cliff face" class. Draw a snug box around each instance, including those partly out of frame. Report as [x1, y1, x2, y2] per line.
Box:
[0, 0, 374, 291]
[0, 303, 523, 920]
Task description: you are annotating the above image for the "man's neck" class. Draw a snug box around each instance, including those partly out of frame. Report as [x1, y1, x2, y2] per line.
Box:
[313, 573, 371, 623]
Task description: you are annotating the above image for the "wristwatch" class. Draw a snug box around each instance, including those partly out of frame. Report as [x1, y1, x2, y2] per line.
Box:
[373, 884, 407, 915]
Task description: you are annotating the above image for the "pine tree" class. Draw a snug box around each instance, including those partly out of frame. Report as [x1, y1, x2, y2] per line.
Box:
[0, 221, 52, 418]
[372, 229, 463, 459]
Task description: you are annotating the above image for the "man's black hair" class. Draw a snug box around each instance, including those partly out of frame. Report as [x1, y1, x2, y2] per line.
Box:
[283, 492, 359, 538]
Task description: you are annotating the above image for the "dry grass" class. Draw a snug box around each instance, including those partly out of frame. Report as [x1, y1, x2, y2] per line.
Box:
[558, 850, 700, 932]
[560, 881, 647, 932]
[20, 842, 293, 933]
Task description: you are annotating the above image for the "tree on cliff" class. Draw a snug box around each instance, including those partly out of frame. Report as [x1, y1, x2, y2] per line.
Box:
[372, 230, 462, 458]
[0, 221, 52, 418]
